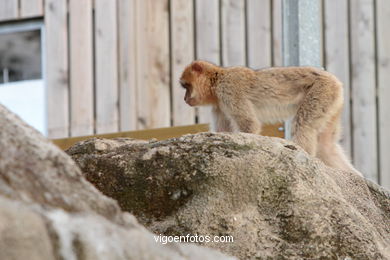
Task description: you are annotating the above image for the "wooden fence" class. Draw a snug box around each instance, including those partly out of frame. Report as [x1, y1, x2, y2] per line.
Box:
[0, 0, 389, 188]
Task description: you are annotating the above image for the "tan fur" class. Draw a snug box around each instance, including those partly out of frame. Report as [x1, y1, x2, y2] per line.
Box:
[180, 60, 362, 176]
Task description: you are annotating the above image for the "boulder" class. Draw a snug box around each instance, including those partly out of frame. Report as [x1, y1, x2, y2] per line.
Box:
[0, 106, 121, 222]
[68, 133, 390, 260]
[0, 104, 235, 260]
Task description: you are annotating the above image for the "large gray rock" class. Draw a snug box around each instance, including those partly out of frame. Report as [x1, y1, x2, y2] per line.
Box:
[0, 196, 232, 260]
[68, 133, 390, 260]
[0, 104, 235, 260]
[0, 106, 121, 222]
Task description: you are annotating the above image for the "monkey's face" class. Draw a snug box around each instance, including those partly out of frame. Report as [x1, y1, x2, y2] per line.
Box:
[180, 79, 198, 106]
[180, 62, 214, 107]
[180, 80, 203, 107]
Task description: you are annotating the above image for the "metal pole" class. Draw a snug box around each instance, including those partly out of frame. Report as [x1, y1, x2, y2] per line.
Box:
[282, 0, 321, 139]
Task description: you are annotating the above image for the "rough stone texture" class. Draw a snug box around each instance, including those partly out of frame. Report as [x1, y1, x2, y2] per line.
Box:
[0, 104, 235, 260]
[68, 133, 390, 260]
[0, 196, 232, 260]
[0, 105, 122, 222]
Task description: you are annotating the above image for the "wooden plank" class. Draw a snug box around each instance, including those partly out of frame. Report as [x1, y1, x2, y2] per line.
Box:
[45, 0, 69, 138]
[118, 0, 137, 131]
[319, 0, 325, 67]
[195, 0, 220, 124]
[247, 0, 283, 138]
[350, 0, 378, 182]
[377, 0, 390, 189]
[324, 0, 352, 157]
[146, 0, 170, 129]
[170, 0, 196, 126]
[134, 0, 148, 129]
[246, 0, 271, 69]
[221, 0, 246, 66]
[69, 0, 94, 137]
[135, 0, 170, 130]
[52, 123, 284, 150]
[20, 0, 43, 18]
[94, 0, 119, 134]
[0, 0, 18, 21]
[272, 0, 283, 66]
[269, 0, 285, 137]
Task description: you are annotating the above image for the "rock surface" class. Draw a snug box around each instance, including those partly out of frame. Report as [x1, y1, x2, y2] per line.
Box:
[0, 104, 235, 260]
[68, 133, 390, 260]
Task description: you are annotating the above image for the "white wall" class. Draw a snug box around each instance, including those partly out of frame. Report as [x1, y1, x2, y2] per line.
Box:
[0, 79, 46, 135]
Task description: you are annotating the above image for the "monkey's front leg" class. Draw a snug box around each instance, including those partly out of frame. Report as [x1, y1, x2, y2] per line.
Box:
[221, 101, 262, 134]
[234, 116, 262, 134]
[211, 106, 233, 132]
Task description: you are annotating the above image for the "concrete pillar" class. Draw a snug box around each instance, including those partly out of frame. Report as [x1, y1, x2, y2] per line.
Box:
[282, 0, 321, 139]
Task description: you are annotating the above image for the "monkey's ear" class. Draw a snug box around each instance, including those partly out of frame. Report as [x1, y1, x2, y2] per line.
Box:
[192, 62, 203, 73]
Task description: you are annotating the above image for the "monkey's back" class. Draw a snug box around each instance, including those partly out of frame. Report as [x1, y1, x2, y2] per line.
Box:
[252, 66, 342, 99]
[218, 66, 343, 123]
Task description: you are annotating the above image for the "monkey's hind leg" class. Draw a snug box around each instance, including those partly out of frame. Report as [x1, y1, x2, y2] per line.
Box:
[292, 78, 344, 156]
[317, 111, 363, 176]
[291, 125, 318, 156]
[290, 76, 362, 176]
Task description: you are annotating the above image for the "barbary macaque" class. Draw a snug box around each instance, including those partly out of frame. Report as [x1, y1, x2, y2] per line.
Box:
[180, 60, 362, 176]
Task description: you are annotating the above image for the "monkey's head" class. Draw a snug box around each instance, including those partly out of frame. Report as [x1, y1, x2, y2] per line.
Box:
[179, 61, 218, 107]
